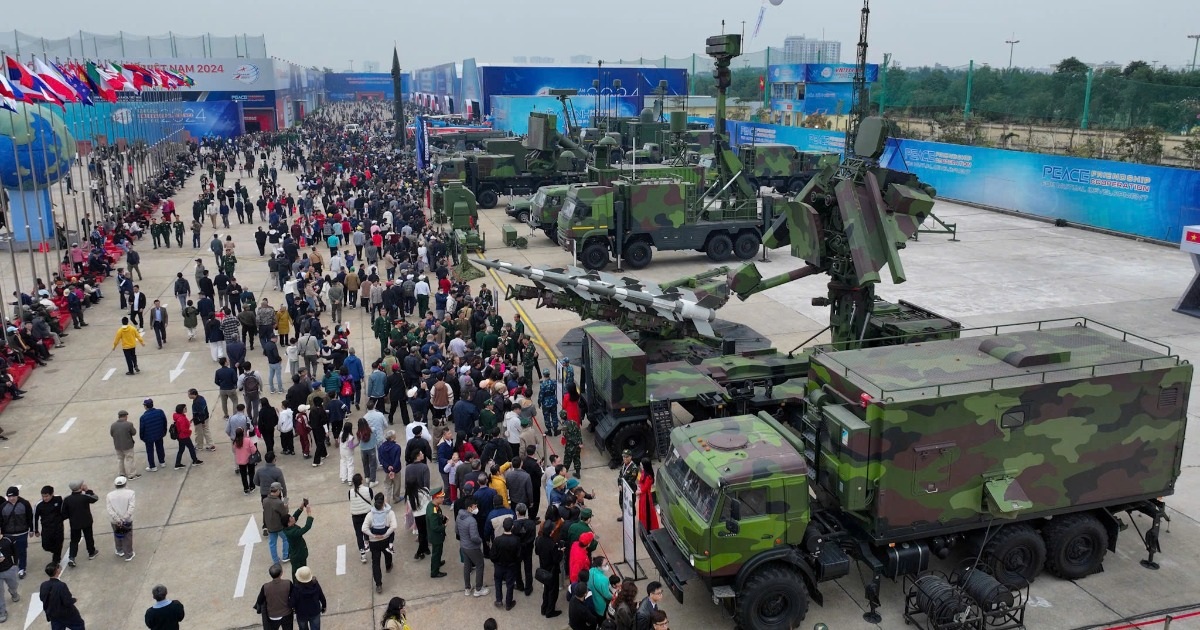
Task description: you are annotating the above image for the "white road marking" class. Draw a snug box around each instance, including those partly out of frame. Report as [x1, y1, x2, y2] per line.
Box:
[336, 544, 346, 575]
[234, 516, 261, 598]
[58, 417, 77, 434]
[102, 368, 116, 381]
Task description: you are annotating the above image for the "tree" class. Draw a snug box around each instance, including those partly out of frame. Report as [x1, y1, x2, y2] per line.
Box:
[1123, 60, 1151, 77]
[1178, 135, 1200, 168]
[1056, 57, 1089, 76]
[1116, 126, 1164, 164]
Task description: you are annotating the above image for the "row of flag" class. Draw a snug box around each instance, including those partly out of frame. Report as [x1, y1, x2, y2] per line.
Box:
[0, 55, 196, 112]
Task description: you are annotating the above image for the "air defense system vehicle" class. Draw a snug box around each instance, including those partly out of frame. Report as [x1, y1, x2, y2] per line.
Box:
[431, 182, 486, 277]
[433, 112, 589, 209]
[738, 143, 840, 194]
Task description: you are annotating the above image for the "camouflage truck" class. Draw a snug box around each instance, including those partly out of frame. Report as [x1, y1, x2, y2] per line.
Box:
[643, 319, 1190, 630]
[557, 178, 763, 271]
[738, 143, 840, 194]
[433, 113, 588, 209]
[504, 184, 572, 243]
[432, 182, 486, 259]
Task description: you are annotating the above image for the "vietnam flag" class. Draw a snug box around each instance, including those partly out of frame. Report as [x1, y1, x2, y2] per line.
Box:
[1186, 229, 1200, 244]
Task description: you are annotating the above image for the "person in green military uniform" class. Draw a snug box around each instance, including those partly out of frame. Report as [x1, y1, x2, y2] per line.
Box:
[479, 399, 498, 434]
[150, 220, 162, 249]
[160, 219, 171, 249]
[487, 308, 503, 334]
[283, 503, 315, 579]
[561, 410, 582, 478]
[481, 328, 499, 356]
[426, 489, 448, 578]
[173, 219, 185, 248]
[513, 313, 525, 341]
[521, 336, 539, 385]
[616, 449, 639, 522]
[503, 324, 519, 364]
[372, 314, 393, 357]
[222, 253, 237, 277]
[566, 508, 594, 546]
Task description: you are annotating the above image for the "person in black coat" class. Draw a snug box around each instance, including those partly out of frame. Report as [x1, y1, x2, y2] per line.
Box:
[39, 563, 85, 629]
[535, 519, 564, 618]
[32, 486, 65, 566]
[568, 581, 600, 630]
[257, 399, 279, 455]
[386, 368, 409, 425]
[60, 481, 98, 567]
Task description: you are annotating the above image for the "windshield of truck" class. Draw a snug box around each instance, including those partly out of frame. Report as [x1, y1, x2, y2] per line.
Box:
[561, 197, 589, 223]
[531, 190, 547, 209]
[664, 450, 719, 521]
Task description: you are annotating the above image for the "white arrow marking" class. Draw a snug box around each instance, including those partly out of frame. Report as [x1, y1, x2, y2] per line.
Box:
[101, 368, 116, 381]
[58, 417, 77, 434]
[24, 590, 43, 629]
[234, 516, 261, 598]
[169, 352, 190, 383]
[336, 544, 346, 575]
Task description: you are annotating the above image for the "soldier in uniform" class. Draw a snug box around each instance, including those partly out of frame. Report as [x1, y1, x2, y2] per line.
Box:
[372, 314, 392, 357]
[160, 219, 171, 249]
[487, 308, 504, 335]
[616, 450, 639, 522]
[561, 410, 582, 478]
[539, 370, 558, 436]
[426, 490, 448, 578]
[173, 218, 185, 248]
[150, 220, 162, 249]
[521, 337, 539, 387]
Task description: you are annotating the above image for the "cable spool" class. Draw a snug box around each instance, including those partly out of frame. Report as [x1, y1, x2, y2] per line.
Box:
[958, 568, 1015, 611]
[912, 575, 971, 626]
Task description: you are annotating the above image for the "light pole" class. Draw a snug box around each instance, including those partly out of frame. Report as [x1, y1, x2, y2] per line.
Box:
[1189, 35, 1200, 72]
[349, 59, 354, 72]
[1005, 34, 1020, 71]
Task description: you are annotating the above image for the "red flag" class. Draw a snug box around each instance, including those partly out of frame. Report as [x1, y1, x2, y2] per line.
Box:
[32, 57, 78, 103]
[5, 55, 61, 105]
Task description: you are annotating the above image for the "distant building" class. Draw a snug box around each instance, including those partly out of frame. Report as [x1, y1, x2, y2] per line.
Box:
[512, 56, 528, 63]
[570, 55, 593, 64]
[361, 60, 380, 73]
[529, 56, 556, 64]
[782, 36, 841, 64]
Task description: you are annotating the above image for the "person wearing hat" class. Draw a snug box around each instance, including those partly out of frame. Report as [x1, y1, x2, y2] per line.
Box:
[567, 508, 595, 551]
[60, 481, 98, 568]
[0, 487, 33, 578]
[105, 476, 136, 560]
[110, 410, 140, 480]
[549, 475, 569, 510]
[561, 410, 582, 478]
[426, 490, 448, 578]
[617, 449, 638, 523]
[288, 565, 326, 629]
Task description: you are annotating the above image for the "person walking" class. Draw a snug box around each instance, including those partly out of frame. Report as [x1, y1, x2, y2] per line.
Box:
[427, 489, 448, 579]
[253, 563, 293, 630]
[39, 563, 85, 630]
[182, 301, 199, 341]
[173, 273, 191, 313]
[105, 476, 136, 561]
[536, 518, 564, 619]
[129, 285, 148, 330]
[263, 334, 284, 394]
[0, 536, 19, 624]
[380, 597, 409, 630]
[61, 481, 98, 568]
[239, 362, 264, 422]
[33, 486, 66, 566]
[457, 496, 489, 598]
[490, 517, 521, 611]
[139, 399, 169, 473]
[232, 427, 259, 495]
[188, 389, 216, 452]
[0, 488, 32, 578]
[347, 474, 372, 565]
[144, 584, 185, 630]
[288, 566, 326, 630]
[282, 504, 314, 579]
[110, 411, 140, 479]
[357, 419, 379, 486]
[112, 317, 145, 375]
[215, 358, 240, 418]
[361, 492, 396, 594]
[149, 300, 169, 349]
[262, 483, 290, 566]
[337, 424, 358, 485]
[171, 405, 203, 469]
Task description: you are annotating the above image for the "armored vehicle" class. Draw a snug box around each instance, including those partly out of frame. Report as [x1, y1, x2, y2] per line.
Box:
[738, 143, 840, 194]
[643, 319, 1189, 630]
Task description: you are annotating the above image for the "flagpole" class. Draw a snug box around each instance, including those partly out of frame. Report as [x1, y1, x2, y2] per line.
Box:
[6, 92, 42, 291]
[24, 96, 54, 284]
[36, 54, 73, 277]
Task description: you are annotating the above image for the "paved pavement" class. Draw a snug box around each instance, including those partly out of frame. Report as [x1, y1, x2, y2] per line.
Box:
[1, 164, 1199, 629]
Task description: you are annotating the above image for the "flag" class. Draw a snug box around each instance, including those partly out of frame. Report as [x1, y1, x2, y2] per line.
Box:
[123, 63, 159, 90]
[109, 62, 136, 92]
[751, 3, 766, 40]
[56, 62, 93, 106]
[32, 57, 78, 103]
[1186, 229, 1200, 244]
[0, 96, 15, 113]
[84, 61, 117, 102]
[5, 55, 61, 105]
[0, 72, 27, 102]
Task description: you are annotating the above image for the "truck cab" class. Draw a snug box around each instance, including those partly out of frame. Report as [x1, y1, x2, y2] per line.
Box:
[643, 413, 816, 628]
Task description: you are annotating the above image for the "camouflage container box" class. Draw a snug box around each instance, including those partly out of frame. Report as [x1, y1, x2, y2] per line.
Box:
[584, 323, 647, 408]
[475, 154, 519, 180]
[525, 113, 559, 152]
[804, 322, 1191, 540]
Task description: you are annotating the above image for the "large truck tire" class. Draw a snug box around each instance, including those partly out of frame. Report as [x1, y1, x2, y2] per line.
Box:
[736, 565, 809, 630]
[610, 423, 652, 461]
[1043, 513, 1108, 580]
[982, 523, 1046, 588]
[545, 227, 559, 245]
[734, 232, 760, 260]
[478, 188, 499, 209]
[706, 233, 733, 262]
[624, 240, 653, 269]
[581, 241, 609, 271]
[515, 209, 531, 224]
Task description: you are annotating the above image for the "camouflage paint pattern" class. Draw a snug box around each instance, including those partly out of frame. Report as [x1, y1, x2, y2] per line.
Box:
[804, 324, 1192, 539]
[739, 144, 839, 184]
[584, 323, 648, 408]
[657, 413, 810, 578]
[646, 361, 729, 403]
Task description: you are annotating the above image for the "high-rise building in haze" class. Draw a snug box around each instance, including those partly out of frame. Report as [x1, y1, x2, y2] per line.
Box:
[570, 55, 593, 64]
[361, 61, 380, 72]
[782, 36, 841, 64]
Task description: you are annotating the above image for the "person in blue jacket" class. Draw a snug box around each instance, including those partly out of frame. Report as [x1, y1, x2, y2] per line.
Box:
[342, 348, 366, 410]
[139, 399, 169, 472]
[366, 361, 388, 412]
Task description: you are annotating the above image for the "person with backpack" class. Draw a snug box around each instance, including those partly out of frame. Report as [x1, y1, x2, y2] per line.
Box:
[182, 300, 199, 341]
[238, 362, 264, 422]
[361, 492, 397, 594]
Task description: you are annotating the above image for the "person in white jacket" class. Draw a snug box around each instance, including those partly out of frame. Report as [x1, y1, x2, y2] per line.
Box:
[278, 407, 295, 456]
[105, 476, 136, 561]
[361, 492, 398, 594]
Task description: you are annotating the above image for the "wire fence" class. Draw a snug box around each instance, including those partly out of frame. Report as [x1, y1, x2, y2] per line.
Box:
[0, 30, 268, 60]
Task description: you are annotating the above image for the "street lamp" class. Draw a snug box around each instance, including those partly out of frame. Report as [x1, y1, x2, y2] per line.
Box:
[1189, 35, 1200, 72]
[349, 59, 354, 72]
[1005, 34, 1020, 71]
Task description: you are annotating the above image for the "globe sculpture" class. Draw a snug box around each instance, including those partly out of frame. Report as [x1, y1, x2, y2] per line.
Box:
[0, 101, 77, 244]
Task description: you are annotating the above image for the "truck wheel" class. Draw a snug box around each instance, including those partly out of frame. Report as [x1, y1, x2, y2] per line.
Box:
[545, 228, 560, 245]
[736, 566, 809, 630]
[706, 234, 733, 262]
[610, 423, 652, 461]
[478, 189, 499, 209]
[625, 241, 653, 269]
[734, 232, 760, 260]
[786, 177, 809, 195]
[1043, 513, 1108, 580]
[982, 523, 1046, 589]
[581, 242, 609, 271]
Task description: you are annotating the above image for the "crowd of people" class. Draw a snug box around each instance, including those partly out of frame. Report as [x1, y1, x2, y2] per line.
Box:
[2, 101, 673, 630]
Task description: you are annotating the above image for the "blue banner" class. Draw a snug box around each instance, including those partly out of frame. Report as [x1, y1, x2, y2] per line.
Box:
[60, 101, 244, 142]
[490, 95, 642, 135]
[415, 115, 428, 170]
[725, 120, 845, 155]
[325, 72, 407, 102]
[476, 66, 687, 115]
[769, 63, 878, 84]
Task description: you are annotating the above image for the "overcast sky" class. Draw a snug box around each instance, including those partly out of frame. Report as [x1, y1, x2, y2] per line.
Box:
[4, 0, 1197, 72]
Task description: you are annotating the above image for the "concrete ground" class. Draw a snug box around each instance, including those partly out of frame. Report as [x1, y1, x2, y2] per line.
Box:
[2, 164, 1199, 629]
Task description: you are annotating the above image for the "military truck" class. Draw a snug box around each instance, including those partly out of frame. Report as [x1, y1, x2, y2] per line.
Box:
[643, 319, 1189, 630]
[504, 184, 571, 243]
[738, 143, 840, 194]
[557, 177, 763, 270]
[434, 112, 588, 209]
[432, 181, 486, 266]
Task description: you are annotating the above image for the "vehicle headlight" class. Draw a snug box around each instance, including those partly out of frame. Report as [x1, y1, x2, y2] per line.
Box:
[689, 555, 696, 567]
